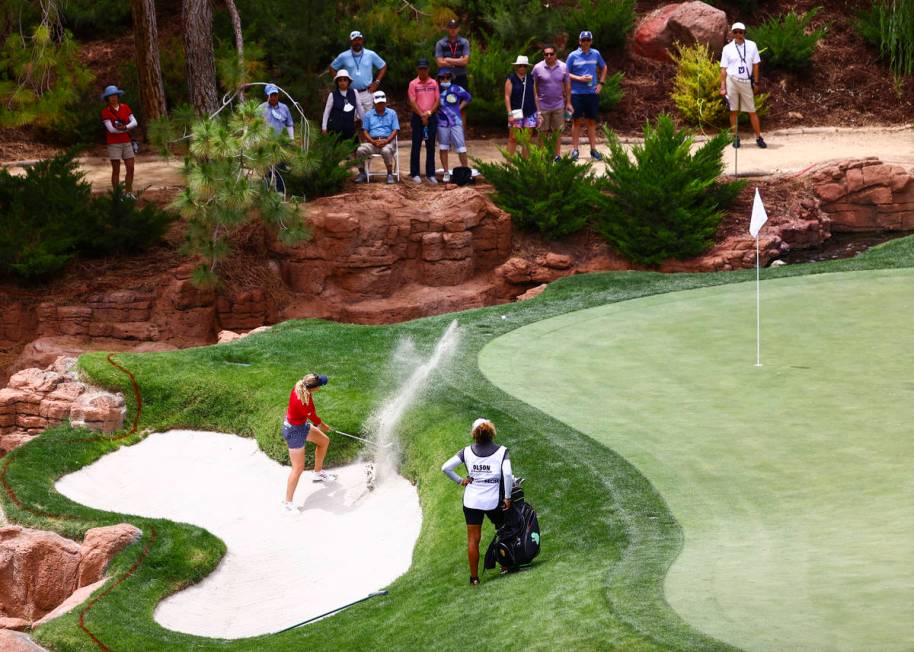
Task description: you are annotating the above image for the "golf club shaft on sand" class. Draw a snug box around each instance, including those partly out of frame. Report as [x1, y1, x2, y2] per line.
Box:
[276, 590, 389, 632]
[333, 429, 392, 448]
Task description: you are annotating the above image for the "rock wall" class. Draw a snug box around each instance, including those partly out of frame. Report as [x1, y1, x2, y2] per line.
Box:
[811, 158, 914, 231]
[0, 523, 140, 628]
[0, 357, 124, 455]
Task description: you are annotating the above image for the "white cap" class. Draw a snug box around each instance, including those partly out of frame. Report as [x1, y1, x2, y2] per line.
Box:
[731, 22, 746, 31]
[512, 55, 530, 66]
[349, 30, 363, 40]
[372, 90, 386, 103]
[334, 69, 352, 81]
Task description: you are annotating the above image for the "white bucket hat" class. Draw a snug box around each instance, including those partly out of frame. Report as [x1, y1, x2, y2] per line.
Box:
[512, 55, 530, 66]
[334, 69, 352, 81]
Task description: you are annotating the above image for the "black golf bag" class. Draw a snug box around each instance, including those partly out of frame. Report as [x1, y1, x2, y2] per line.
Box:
[484, 478, 541, 571]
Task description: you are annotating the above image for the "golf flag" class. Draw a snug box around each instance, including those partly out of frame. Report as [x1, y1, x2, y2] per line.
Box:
[749, 188, 768, 237]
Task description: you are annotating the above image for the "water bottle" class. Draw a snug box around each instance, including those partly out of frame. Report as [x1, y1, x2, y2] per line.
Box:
[422, 126, 429, 142]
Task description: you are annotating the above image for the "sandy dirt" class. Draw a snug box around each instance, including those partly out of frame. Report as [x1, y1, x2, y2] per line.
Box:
[3, 126, 912, 193]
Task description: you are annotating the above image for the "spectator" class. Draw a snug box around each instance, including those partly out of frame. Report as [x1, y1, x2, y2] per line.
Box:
[532, 45, 571, 161]
[719, 22, 766, 149]
[100, 84, 137, 197]
[329, 31, 387, 114]
[435, 19, 471, 123]
[504, 55, 537, 157]
[355, 91, 400, 184]
[436, 69, 471, 183]
[258, 83, 294, 194]
[407, 58, 440, 184]
[566, 30, 606, 161]
[322, 70, 364, 143]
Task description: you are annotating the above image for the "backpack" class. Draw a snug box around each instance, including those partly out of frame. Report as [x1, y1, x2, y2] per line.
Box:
[452, 166, 474, 186]
[484, 478, 541, 571]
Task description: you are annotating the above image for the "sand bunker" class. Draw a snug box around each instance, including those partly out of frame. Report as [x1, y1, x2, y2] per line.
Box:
[56, 429, 421, 639]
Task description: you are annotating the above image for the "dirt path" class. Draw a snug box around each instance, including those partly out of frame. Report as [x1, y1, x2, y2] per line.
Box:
[3, 125, 912, 192]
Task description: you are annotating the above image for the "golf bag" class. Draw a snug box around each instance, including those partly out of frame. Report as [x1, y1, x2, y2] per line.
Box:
[483, 478, 540, 571]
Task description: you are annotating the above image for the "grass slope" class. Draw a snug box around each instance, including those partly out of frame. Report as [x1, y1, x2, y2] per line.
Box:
[2, 234, 914, 651]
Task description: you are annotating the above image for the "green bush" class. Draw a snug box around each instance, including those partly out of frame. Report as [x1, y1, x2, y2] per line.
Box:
[284, 131, 356, 200]
[484, 0, 560, 50]
[562, 0, 636, 52]
[671, 41, 767, 129]
[751, 7, 826, 72]
[599, 71, 624, 112]
[854, 0, 914, 77]
[0, 151, 174, 280]
[594, 115, 744, 265]
[475, 132, 599, 239]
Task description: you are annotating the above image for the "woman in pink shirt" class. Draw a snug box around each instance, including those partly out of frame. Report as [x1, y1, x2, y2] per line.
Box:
[282, 373, 335, 512]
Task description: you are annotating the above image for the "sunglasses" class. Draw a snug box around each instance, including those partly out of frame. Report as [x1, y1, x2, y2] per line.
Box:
[580, 38, 592, 42]
[544, 52, 556, 56]
[733, 30, 745, 34]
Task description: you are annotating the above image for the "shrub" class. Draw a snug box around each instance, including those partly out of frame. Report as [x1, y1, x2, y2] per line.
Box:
[284, 131, 356, 200]
[671, 41, 767, 129]
[855, 0, 914, 77]
[599, 71, 625, 112]
[0, 151, 174, 280]
[475, 132, 599, 239]
[594, 115, 744, 265]
[751, 7, 827, 72]
[562, 0, 636, 52]
[484, 0, 560, 50]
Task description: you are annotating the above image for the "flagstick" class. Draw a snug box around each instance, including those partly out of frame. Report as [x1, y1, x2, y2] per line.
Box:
[755, 235, 762, 367]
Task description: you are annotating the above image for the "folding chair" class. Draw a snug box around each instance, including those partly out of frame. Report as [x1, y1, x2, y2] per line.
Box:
[365, 136, 400, 182]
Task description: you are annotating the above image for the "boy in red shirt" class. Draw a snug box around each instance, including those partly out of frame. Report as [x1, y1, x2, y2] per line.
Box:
[100, 85, 137, 197]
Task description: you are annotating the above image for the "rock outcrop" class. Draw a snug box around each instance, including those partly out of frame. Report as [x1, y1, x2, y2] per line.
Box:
[0, 357, 124, 455]
[810, 158, 914, 231]
[634, 1, 729, 61]
[0, 524, 141, 628]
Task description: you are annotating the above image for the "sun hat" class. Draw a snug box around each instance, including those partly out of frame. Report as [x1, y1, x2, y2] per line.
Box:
[334, 69, 352, 81]
[512, 55, 530, 66]
[349, 30, 363, 40]
[372, 90, 387, 103]
[731, 22, 746, 31]
[100, 85, 125, 100]
[417, 57, 430, 68]
[579, 30, 593, 40]
[264, 83, 280, 96]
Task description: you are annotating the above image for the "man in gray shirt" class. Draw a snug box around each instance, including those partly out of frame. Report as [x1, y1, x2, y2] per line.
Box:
[435, 19, 471, 122]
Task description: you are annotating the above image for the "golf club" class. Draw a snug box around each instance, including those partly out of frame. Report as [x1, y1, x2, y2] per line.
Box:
[276, 590, 389, 632]
[333, 429, 393, 448]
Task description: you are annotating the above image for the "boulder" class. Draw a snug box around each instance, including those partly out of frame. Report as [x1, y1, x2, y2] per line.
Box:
[634, 1, 728, 62]
[77, 524, 142, 587]
[69, 392, 125, 432]
[516, 284, 548, 301]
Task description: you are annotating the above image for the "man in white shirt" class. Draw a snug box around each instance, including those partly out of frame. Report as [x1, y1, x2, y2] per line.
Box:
[719, 22, 766, 149]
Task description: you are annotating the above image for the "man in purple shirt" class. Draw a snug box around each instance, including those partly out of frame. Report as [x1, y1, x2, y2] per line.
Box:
[532, 45, 571, 161]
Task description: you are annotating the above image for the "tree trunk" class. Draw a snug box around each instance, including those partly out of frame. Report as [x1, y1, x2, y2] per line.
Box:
[182, 0, 219, 115]
[130, 0, 167, 124]
[223, 0, 244, 100]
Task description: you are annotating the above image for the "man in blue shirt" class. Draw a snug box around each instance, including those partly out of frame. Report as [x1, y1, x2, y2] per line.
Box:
[329, 31, 388, 114]
[566, 30, 606, 161]
[355, 91, 400, 184]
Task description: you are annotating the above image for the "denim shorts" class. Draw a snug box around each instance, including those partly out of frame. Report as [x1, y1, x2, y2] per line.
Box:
[281, 420, 310, 449]
[437, 124, 467, 153]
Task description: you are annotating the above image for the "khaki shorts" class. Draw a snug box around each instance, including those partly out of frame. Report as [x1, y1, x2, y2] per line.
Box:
[726, 76, 756, 113]
[539, 108, 565, 132]
[107, 142, 135, 160]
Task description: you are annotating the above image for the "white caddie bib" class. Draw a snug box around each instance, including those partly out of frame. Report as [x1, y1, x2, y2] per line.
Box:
[463, 445, 507, 511]
[343, 102, 354, 112]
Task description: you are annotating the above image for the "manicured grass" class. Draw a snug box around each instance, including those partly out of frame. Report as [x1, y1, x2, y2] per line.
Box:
[480, 268, 914, 651]
[2, 234, 913, 651]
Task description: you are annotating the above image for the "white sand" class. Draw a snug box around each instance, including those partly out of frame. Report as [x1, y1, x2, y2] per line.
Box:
[55, 429, 422, 639]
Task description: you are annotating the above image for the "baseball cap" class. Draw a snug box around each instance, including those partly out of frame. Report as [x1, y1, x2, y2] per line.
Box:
[264, 83, 279, 96]
[417, 57, 430, 68]
[731, 22, 746, 31]
[349, 30, 363, 40]
[437, 68, 452, 78]
[471, 418, 495, 434]
[372, 90, 387, 103]
[579, 30, 593, 40]
[304, 373, 329, 389]
[446, 19, 459, 28]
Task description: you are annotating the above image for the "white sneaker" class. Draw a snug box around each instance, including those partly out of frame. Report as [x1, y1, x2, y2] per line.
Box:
[313, 470, 337, 482]
[426, 176, 438, 185]
[442, 173, 451, 183]
[411, 175, 422, 184]
[282, 501, 297, 513]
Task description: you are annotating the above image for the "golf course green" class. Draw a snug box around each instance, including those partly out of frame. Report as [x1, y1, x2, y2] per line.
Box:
[479, 268, 914, 652]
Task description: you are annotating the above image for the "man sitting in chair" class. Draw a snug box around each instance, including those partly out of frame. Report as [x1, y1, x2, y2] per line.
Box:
[355, 91, 399, 184]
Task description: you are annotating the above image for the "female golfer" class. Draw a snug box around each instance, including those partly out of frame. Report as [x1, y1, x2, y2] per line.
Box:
[441, 418, 514, 584]
[282, 373, 335, 512]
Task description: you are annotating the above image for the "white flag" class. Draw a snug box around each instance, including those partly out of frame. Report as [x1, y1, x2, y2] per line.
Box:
[749, 188, 768, 238]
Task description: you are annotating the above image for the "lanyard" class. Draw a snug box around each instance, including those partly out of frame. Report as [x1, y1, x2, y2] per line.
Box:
[736, 42, 748, 66]
[448, 40, 460, 58]
[352, 50, 364, 74]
